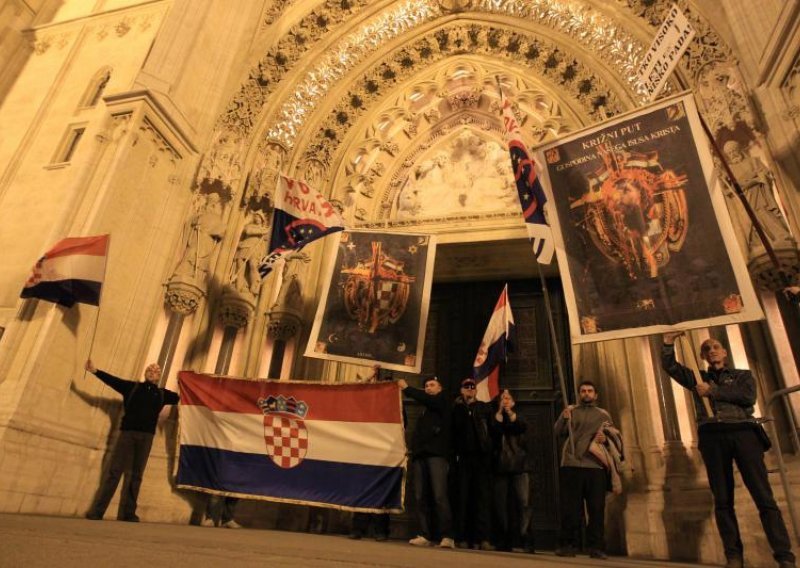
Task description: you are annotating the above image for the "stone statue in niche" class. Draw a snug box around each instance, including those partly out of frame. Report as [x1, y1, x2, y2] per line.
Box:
[723, 140, 795, 248]
[272, 251, 310, 312]
[230, 211, 270, 296]
[172, 192, 227, 281]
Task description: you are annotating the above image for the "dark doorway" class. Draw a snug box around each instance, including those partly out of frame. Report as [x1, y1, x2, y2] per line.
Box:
[397, 278, 573, 549]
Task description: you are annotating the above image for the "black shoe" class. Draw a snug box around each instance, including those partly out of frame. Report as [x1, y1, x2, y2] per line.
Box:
[85, 513, 102, 521]
[118, 515, 139, 523]
[348, 532, 362, 540]
[374, 534, 388, 542]
[589, 549, 608, 560]
[555, 546, 576, 557]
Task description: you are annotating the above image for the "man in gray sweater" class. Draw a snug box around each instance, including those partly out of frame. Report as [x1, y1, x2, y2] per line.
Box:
[554, 380, 615, 559]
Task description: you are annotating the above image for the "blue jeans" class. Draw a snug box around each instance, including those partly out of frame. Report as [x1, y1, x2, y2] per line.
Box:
[412, 456, 452, 540]
[493, 472, 531, 549]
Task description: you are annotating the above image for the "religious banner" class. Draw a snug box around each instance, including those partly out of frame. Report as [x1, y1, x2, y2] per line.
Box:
[535, 92, 763, 343]
[176, 371, 406, 513]
[305, 230, 436, 372]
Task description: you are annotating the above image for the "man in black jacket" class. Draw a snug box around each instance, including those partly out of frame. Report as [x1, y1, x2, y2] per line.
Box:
[398, 376, 454, 548]
[452, 377, 493, 550]
[662, 333, 796, 568]
[84, 359, 180, 522]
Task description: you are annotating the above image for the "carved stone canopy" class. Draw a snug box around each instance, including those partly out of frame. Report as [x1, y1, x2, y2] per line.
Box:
[747, 247, 800, 292]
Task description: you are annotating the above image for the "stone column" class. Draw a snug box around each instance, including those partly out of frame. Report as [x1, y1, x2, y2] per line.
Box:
[266, 309, 301, 379]
[160, 275, 204, 386]
[215, 291, 255, 374]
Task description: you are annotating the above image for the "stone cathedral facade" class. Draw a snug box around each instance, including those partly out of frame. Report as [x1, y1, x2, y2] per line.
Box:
[1, 1, 799, 566]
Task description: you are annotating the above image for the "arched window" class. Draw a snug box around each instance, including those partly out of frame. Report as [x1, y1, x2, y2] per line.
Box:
[80, 67, 112, 109]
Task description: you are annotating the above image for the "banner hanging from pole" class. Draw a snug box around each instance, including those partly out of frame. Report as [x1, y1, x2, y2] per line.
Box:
[534, 92, 763, 343]
[305, 230, 436, 373]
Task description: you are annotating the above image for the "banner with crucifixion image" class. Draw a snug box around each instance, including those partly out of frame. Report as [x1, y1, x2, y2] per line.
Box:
[305, 230, 436, 373]
[534, 92, 763, 343]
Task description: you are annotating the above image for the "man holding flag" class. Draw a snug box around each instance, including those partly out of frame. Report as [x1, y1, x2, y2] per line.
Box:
[259, 174, 345, 276]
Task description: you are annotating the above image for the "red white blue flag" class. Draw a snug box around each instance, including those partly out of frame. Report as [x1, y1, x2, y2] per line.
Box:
[176, 372, 406, 512]
[20, 234, 109, 308]
[501, 91, 555, 264]
[472, 285, 515, 402]
[259, 175, 345, 276]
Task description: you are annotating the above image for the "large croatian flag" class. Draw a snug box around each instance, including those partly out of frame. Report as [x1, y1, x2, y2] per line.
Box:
[501, 90, 555, 265]
[472, 285, 515, 402]
[259, 175, 345, 276]
[20, 234, 109, 307]
[176, 372, 406, 512]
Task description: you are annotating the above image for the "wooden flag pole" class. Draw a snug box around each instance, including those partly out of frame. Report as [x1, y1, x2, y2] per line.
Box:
[676, 333, 714, 418]
[84, 235, 111, 379]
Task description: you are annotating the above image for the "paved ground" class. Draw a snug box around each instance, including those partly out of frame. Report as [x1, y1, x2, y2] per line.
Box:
[0, 514, 709, 568]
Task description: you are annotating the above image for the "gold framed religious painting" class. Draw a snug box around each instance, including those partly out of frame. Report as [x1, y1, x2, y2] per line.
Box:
[305, 230, 437, 372]
[534, 92, 763, 343]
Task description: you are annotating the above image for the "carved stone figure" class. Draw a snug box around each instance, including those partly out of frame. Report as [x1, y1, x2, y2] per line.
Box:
[230, 211, 270, 296]
[172, 193, 226, 281]
[723, 140, 794, 248]
[272, 251, 310, 312]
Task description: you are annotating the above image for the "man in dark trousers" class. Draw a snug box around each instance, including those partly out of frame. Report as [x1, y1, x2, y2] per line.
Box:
[554, 380, 614, 560]
[662, 333, 796, 568]
[452, 377, 493, 550]
[398, 376, 454, 549]
[84, 359, 179, 522]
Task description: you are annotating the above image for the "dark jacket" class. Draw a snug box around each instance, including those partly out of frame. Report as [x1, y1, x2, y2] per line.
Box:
[94, 370, 180, 434]
[452, 396, 492, 456]
[403, 386, 451, 459]
[661, 344, 756, 427]
[489, 411, 528, 474]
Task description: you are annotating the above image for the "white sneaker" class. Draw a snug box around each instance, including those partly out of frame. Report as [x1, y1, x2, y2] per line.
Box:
[200, 517, 215, 527]
[439, 537, 455, 549]
[221, 520, 242, 529]
[409, 535, 432, 546]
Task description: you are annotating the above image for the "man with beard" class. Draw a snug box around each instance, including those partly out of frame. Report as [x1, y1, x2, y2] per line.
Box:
[554, 380, 614, 559]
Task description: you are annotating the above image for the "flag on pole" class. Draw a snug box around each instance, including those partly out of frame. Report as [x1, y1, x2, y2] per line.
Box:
[176, 371, 406, 512]
[500, 90, 555, 264]
[259, 174, 345, 276]
[472, 285, 515, 402]
[20, 235, 109, 307]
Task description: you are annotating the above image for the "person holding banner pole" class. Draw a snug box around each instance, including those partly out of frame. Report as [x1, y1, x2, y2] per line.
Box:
[661, 332, 796, 568]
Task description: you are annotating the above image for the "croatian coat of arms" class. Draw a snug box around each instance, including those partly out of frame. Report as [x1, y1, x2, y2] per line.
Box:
[341, 241, 415, 333]
[257, 395, 309, 469]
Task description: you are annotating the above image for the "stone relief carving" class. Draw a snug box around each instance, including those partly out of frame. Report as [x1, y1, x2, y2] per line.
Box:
[170, 192, 227, 282]
[782, 50, 800, 121]
[394, 129, 515, 219]
[229, 211, 270, 297]
[696, 63, 755, 133]
[198, 132, 242, 192]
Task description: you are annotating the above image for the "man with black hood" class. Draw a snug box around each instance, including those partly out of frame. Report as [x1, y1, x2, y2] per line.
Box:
[451, 377, 493, 550]
[398, 376, 454, 549]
